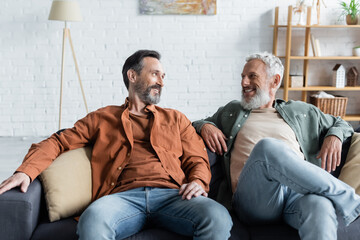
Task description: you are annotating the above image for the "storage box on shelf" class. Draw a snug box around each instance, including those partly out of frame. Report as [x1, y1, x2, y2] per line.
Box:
[309, 96, 348, 118]
[271, 5, 360, 122]
[289, 75, 304, 87]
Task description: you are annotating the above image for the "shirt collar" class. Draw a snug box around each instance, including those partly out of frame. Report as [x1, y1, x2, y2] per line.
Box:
[124, 97, 156, 113]
[145, 104, 156, 113]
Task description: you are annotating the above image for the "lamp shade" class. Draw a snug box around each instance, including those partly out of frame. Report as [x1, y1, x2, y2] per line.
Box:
[48, 1, 83, 22]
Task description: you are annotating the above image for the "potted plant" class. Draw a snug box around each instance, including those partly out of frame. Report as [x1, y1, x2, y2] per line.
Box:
[353, 46, 360, 56]
[339, 0, 360, 25]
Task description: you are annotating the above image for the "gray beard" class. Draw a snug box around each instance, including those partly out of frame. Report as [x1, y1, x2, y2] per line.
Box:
[138, 86, 161, 105]
[240, 87, 271, 110]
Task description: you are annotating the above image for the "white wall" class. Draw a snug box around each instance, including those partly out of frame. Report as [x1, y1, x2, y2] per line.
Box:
[1, 0, 359, 136]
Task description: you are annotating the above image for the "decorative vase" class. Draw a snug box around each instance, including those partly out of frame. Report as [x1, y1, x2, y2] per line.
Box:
[346, 15, 358, 25]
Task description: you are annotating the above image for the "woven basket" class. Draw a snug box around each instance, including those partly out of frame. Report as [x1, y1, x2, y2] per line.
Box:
[310, 96, 348, 118]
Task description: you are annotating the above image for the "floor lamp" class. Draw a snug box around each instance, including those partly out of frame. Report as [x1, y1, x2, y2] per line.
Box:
[49, 0, 88, 130]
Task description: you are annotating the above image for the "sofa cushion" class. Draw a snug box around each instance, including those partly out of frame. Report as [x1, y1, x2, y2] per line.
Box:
[31, 218, 79, 240]
[339, 132, 360, 195]
[40, 147, 92, 222]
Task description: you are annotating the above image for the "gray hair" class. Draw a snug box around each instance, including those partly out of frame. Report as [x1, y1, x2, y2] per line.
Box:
[246, 52, 284, 90]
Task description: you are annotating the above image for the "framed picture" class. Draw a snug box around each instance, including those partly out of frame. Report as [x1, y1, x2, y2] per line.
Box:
[140, 0, 216, 15]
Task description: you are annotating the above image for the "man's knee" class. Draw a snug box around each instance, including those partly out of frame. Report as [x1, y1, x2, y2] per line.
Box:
[206, 200, 232, 225]
[196, 199, 233, 237]
[77, 196, 117, 239]
[300, 194, 337, 226]
[254, 138, 279, 151]
[77, 208, 110, 239]
[250, 138, 285, 165]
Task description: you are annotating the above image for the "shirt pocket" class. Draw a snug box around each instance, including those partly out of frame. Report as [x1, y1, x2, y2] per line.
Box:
[219, 111, 236, 135]
[157, 124, 181, 150]
[294, 112, 318, 142]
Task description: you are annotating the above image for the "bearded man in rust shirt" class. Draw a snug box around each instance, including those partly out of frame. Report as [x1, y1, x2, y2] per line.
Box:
[0, 50, 232, 240]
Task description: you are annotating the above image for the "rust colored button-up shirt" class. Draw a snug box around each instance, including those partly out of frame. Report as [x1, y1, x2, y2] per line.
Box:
[16, 100, 210, 201]
[114, 112, 179, 193]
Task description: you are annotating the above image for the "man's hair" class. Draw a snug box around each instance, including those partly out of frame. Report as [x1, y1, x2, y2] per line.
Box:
[246, 52, 284, 90]
[122, 50, 161, 89]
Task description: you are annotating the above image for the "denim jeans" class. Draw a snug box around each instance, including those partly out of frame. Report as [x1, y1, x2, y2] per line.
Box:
[233, 138, 360, 240]
[77, 187, 232, 240]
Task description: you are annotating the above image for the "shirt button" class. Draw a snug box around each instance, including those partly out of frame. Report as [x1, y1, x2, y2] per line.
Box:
[230, 113, 233, 117]
[203, 147, 206, 151]
[117, 166, 122, 170]
[229, 136, 233, 139]
[127, 153, 130, 157]
[244, 114, 248, 117]
[304, 114, 307, 117]
[237, 124, 241, 128]
[111, 182, 115, 186]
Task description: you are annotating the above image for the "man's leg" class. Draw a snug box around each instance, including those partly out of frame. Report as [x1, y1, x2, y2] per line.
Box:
[77, 188, 147, 240]
[284, 193, 337, 240]
[147, 188, 232, 240]
[233, 138, 360, 226]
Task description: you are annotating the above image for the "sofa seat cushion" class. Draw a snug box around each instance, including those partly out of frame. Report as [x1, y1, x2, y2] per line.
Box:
[31, 211, 251, 240]
[31, 218, 78, 240]
[247, 223, 299, 240]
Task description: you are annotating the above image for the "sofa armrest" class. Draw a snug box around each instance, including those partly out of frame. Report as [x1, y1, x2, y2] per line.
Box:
[0, 178, 42, 240]
[355, 125, 360, 133]
[331, 125, 360, 178]
[208, 149, 224, 200]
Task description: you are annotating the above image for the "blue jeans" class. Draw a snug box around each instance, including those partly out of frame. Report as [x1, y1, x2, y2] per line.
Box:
[233, 138, 360, 240]
[77, 187, 232, 240]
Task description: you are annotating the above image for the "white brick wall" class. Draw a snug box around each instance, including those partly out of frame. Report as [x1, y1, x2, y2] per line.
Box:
[1, 0, 359, 136]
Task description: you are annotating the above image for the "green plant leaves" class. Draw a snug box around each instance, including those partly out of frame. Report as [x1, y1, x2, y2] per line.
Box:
[339, 0, 360, 20]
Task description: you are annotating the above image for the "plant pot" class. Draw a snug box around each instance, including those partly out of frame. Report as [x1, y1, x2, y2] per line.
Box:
[353, 47, 360, 56]
[346, 14, 358, 25]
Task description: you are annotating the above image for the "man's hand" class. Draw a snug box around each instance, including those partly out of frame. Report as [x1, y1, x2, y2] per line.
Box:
[0, 172, 31, 195]
[317, 135, 342, 172]
[179, 181, 208, 200]
[201, 123, 228, 155]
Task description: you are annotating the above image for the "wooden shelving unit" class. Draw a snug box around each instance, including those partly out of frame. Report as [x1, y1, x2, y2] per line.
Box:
[279, 56, 360, 60]
[272, 5, 360, 122]
[285, 86, 360, 91]
[272, 24, 360, 28]
[344, 114, 360, 121]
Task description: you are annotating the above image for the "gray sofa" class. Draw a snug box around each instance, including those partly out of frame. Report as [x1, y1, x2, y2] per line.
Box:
[1, 126, 360, 240]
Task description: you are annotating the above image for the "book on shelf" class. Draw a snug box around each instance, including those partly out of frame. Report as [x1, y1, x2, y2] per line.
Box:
[310, 34, 321, 57]
[310, 34, 317, 56]
[315, 39, 321, 56]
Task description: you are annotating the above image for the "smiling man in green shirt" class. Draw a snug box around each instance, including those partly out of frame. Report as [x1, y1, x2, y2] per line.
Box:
[193, 52, 358, 240]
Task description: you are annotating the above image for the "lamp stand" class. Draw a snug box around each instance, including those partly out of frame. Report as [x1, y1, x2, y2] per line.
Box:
[59, 23, 88, 130]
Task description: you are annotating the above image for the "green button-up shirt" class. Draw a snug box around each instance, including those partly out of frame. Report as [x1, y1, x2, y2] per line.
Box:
[192, 99, 354, 209]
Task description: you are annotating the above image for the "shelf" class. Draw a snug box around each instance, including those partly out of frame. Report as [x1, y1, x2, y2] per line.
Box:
[273, 5, 360, 122]
[271, 24, 360, 28]
[343, 114, 360, 121]
[285, 86, 360, 91]
[292, 56, 360, 60]
[277, 56, 360, 60]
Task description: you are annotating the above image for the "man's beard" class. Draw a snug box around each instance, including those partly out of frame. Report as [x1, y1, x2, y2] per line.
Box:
[240, 86, 271, 110]
[134, 81, 161, 105]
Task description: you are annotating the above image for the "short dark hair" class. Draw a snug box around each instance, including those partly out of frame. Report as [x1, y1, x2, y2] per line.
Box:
[122, 50, 161, 89]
